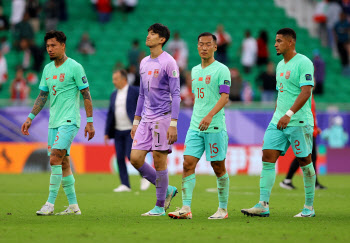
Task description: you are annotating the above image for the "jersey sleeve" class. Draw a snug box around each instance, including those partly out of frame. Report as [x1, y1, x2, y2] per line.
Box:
[39, 66, 49, 92]
[74, 63, 89, 90]
[298, 58, 314, 87]
[218, 65, 231, 94]
[166, 59, 181, 119]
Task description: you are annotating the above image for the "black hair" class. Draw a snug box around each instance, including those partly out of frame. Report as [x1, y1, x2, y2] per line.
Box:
[44, 30, 67, 44]
[276, 28, 296, 41]
[197, 32, 217, 43]
[259, 30, 268, 43]
[115, 69, 128, 80]
[148, 23, 170, 46]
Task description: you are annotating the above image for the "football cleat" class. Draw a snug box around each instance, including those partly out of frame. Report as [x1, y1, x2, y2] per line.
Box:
[280, 180, 296, 190]
[208, 208, 228, 219]
[56, 204, 81, 215]
[36, 202, 54, 216]
[164, 185, 178, 211]
[294, 206, 315, 217]
[141, 206, 165, 216]
[168, 206, 192, 219]
[241, 202, 270, 217]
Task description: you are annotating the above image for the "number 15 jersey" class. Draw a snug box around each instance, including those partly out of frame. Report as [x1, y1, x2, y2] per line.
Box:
[190, 60, 231, 133]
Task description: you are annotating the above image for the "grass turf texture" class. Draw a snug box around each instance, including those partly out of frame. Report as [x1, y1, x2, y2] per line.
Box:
[0, 174, 349, 242]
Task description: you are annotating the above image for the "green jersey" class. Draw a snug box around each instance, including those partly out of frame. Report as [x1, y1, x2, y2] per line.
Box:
[189, 60, 231, 133]
[39, 58, 89, 128]
[271, 53, 314, 127]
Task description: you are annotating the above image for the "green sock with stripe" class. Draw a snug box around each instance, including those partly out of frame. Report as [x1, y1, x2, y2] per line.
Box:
[47, 165, 62, 204]
[301, 163, 316, 207]
[62, 174, 78, 205]
[182, 174, 196, 207]
[217, 172, 229, 209]
[259, 162, 276, 203]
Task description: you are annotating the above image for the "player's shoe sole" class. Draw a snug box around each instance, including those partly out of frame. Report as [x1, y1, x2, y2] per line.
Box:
[141, 212, 165, 216]
[168, 212, 192, 219]
[241, 209, 269, 217]
[164, 187, 178, 211]
[36, 211, 54, 216]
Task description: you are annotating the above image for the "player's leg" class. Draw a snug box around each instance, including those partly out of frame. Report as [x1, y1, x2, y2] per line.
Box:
[288, 125, 316, 217]
[169, 129, 204, 219]
[206, 131, 229, 219]
[313, 137, 326, 189]
[130, 121, 157, 185]
[280, 158, 298, 190]
[56, 155, 81, 215]
[113, 130, 131, 192]
[242, 123, 287, 217]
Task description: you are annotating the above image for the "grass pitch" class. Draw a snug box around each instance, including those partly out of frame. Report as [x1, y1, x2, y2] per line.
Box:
[0, 174, 349, 242]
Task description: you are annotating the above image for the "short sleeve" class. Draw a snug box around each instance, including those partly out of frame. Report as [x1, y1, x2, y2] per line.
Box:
[166, 59, 180, 79]
[218, 66, 231, 94]
[299, 59, 314, 87]
[39, 66, 49, 91]
[74, 63, 89, 90]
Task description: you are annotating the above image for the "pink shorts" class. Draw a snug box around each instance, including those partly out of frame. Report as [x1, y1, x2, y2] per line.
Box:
[132, 117, 172, 153]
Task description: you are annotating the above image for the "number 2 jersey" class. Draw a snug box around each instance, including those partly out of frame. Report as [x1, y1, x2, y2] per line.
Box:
[190, 60, 231, 133]
[135, 51, 181, 122]
[272, 53, 314, 127]
[39, 58, 89, 128]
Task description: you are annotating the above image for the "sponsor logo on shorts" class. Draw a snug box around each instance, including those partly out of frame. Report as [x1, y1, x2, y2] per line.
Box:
[285, 71, 291, 79]
[82, 76, 88, 84]
[59, 73, 65, 82]
[154, 69, 159, 78]
[205, 75, 211, 84]
[305, 74, 312, 81]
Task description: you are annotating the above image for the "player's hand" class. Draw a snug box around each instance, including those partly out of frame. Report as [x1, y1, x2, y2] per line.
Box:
[199, 115, 213, 131]
[131, 125, 138, 139]
[167, 126, 177, 145]
[104, 135, 110, 145]
[85, 122, 95, 141]
[21, 118, 32, 136]
[277, 115, 291, 130]
[317, 127, 322, 135]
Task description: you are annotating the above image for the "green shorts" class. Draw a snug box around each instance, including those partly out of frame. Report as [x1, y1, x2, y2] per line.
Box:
[184, 129, 228, 161]
[262, 123, 313, 158]
[48, 125, 79, 156]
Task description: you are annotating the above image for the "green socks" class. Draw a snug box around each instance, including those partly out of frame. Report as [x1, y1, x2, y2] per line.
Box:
[182, 174, 196, 207]
[301, 163, 316, 207]
[47, 165, 62, 204]
[62, 174, 78, 205]
[217, 172, 229, 209]
[259, 162, 276, 203]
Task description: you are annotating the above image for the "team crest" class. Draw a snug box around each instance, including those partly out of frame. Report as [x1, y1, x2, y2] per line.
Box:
[59, 73, 65, 82]
[133, 139, 137, 146]
[285, 71, 291, 79]
[154, 69, 159, 78]
[205, 75, 211, 84]
[82, 76, 88, 84]
[48, 145, 51, 153]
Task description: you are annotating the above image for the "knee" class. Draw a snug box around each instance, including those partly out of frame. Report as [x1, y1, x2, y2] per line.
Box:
[211, 162, 226, 177]
[61, 157, 70, 171]
[49, 149, 65, 166]
[130, 152, 143, 169]
[183, 159, 195, 173]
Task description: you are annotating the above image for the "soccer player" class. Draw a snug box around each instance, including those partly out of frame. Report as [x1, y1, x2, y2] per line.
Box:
[168, 32, 231, 220]
[21, 30, 95, 216]
[241, 28, 316, 218]
[130, 23, 180, 216]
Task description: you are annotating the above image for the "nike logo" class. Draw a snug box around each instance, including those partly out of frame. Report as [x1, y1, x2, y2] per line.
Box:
[178, 212, 185, 215]
[140, 72, 145, 74]
[191, 79, 195, 81]
[53, 143, 58, 146]
[210, 155, 218, 158]
[46, 78, 50, 80]
[155, 145, 161, 147]
[296, 152, 302, 154]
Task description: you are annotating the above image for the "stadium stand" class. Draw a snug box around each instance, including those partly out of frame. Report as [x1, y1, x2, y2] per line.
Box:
[0, 0, 348, 103]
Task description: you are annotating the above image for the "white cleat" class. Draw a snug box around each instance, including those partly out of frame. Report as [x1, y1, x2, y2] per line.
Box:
[36, 202, 54, 216]
[208, 208, 228, 219]
[113, 185, 131, 192]
[140, 178, 151, 191]
[56, 204, 81, 215]
[168, 206, 192, 219]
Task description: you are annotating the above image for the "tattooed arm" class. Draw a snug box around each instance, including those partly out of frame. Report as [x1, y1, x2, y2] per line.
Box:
[80, 87, 95, 141]
[21, 90, 49, 135]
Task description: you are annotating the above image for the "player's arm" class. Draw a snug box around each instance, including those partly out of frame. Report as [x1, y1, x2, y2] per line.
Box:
[167, 71, 181, 145]
[21, 90, 49, 135]
[199, 93, 229, 131]
[80, 87, 95, 141]
[131, 76, 144, 139]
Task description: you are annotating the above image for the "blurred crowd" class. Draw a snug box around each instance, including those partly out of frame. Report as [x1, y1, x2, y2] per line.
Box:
[0, 0, 348, 105]
[313, 0, 350, 75]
